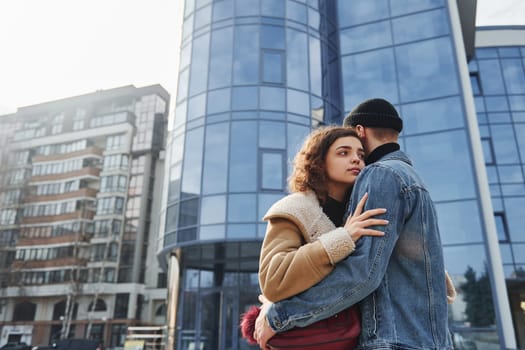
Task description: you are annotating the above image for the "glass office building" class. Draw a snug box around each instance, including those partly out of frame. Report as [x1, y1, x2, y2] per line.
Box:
[159, 0, 524, 348]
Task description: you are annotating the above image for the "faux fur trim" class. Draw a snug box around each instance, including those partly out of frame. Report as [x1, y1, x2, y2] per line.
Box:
[263, 191, 355, 264]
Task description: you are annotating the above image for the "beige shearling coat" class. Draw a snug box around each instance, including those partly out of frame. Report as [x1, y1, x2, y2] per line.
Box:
[258, 191, 356, 302]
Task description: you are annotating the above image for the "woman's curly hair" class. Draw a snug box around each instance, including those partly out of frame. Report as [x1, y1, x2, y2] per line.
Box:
[288, 126, 361, 204]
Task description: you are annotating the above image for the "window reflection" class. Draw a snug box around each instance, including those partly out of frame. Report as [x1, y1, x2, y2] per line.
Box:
[212, 0, 233, 22]
[390, 0, 445, 16]
[234, 26, 259, 84]
[396, 37, 459, 102]
[337, 0, 389, 27]
[207, 88, 231, 114]
[478, 60, 505, 95]
[342, 48, 398, 109]
[229, 121, 257, 191]
[181, 128, 204, 197]
[228, 194, 256, 222]
[261, 25, 285, 49]
[435, 200, 483, 245]
[286, 1, 307, 24]
[189, 33, 210, 96]
[490, 125, 519, 164]
[262, 51, 284, 84]
[259, 121, 285, 149]
[232, 86, 258, 110]
[405, 130, 476, 201]
[340, 21, 391, 54]
[260, 87, 285, 111]
[236, 0, 259, 16]
[200, 195, 226, 225]
[287, 29, 309, 90]
[209, 27, 233, 89]
[202, 123, 229, 194]
[261, 151, 284, 190]
[400, 96, 464, 135]
[392, 8, 448, 44]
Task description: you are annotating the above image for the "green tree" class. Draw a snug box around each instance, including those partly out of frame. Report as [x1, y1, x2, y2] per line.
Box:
[460, 265, 495, 327]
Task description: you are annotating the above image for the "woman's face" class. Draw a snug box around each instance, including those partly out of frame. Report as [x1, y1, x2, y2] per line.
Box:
[325, 136, 365, 192]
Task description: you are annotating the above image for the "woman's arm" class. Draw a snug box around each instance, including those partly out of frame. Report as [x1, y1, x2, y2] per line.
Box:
[259, 218, 340, 302]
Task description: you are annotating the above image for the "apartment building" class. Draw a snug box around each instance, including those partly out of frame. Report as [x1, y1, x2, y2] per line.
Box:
[0, 85, 170, 349]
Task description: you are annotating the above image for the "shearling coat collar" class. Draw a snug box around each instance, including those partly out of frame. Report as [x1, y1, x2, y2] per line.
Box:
[263, 191, 336, 243]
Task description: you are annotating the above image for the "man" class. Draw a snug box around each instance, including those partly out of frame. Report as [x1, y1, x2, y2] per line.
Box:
[255, 98, 454, 349]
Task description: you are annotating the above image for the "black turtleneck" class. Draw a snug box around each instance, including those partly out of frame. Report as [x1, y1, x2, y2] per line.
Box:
[322, 196, 346, 227]
[365, 142, 400, 165]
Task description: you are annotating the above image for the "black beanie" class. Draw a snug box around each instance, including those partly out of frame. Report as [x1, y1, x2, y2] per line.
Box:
[343, 98, 403, 133]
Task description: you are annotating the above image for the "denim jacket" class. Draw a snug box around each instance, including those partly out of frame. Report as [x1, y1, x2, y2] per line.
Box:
[266, 150, 453, 349]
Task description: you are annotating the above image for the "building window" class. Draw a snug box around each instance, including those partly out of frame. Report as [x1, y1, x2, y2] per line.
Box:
[470, 73, 482, 95]
[260, 150, 285, 191]
[494, 212, 509, 243]
[262, 50, 284, 84]
[481, 137, 495, 165]
[157, 272, 167, 288]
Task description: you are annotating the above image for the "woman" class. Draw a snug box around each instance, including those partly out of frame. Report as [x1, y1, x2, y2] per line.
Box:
[241, 126, 388, 349]
[258, 126, 387, 303]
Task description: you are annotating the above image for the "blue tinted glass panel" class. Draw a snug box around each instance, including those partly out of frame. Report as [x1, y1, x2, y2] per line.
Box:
[229, 121, 257, 191]
[179, 198, 199, 227]
[169, 163, 182, 201]
[504, 197, 525, 242]
[189, 33, 210, 96]
[490, 125, 519, 164]
[187, 93, 206, 121]
[202, 123, 229, 194]
[180, 43, 192, 69]
[207, 88, 231, 114]
[498, 165, 523, 183]
[478, 60, 505, 95]
[228, 194, 256, 222]
[260, 87, 285, 111]
[261, 152, 284, 190]
[509, 95, 525, 111]
[475, 48, 498, 58]
[261, 0, 284, 17]
[401, 96, 464, 135]
[183, 15, 194, 39]
[481, 138, 495, 164]
[308, 7, 320, 29]
[209, 27, 233, 89]
[513, 245, 525, 262]
[287, 90, 310, 116]
[484, 96, 509, 112]
[262, 51, 284, 84]
[165, 204, 179, 232]
[405, 130, 476, 201]
[514, 124, 525, 161]
[501, 59, 525, 94]
[340, 20, 392, 54]
[258, 193, 284, 220]
[337, 0, 389, 27]
[514, 112, 525, 122]
[443, 244, 488, 277]
[396, 37, 459, 102]
[485, 165, 498, 183]
[232, 87, 258, 110]
[261, 25, 285, 49]
[499, 244, 513, 264]
[185, 0, 195, 17]
[194, 4, 211, 29]
[487, 112, 511, 123]
[200, 195, 226, 224]
[498, 47, 521, 58]
[287, 29, 309, 90]
[200, 224, 225, 240]
[342, 48, 398, 109]
[259, 121, 285, 148]
[181, 128, 204, 196]
[436, 201, 483, 245]
[286, 1, 307, 24]
[474, 96, 485, 113]
[236, 0, 259, 16]
[227, 224, 256, 238]
[392, 9, 448, 44]
[174, 102, 187, 130]
[213, 0, 233, 21]
[390, 0, 444, 16]
[234, 26, 259, 84]
[309, 37, 322, 97]
[177, 69, 189, 102]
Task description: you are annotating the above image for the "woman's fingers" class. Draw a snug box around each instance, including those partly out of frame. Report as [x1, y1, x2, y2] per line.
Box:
[352, 192, 368, 217]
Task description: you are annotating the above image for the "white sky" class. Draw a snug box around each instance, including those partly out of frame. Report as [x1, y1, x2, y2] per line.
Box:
[0, 0, 524, 115]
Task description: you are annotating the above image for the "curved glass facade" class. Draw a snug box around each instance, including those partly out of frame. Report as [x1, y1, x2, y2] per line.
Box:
[161, 1, 522, 349]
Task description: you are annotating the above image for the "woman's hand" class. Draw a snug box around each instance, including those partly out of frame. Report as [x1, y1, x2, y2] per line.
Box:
[254, 295, 276, 350]
[344, 193, 388, 242]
